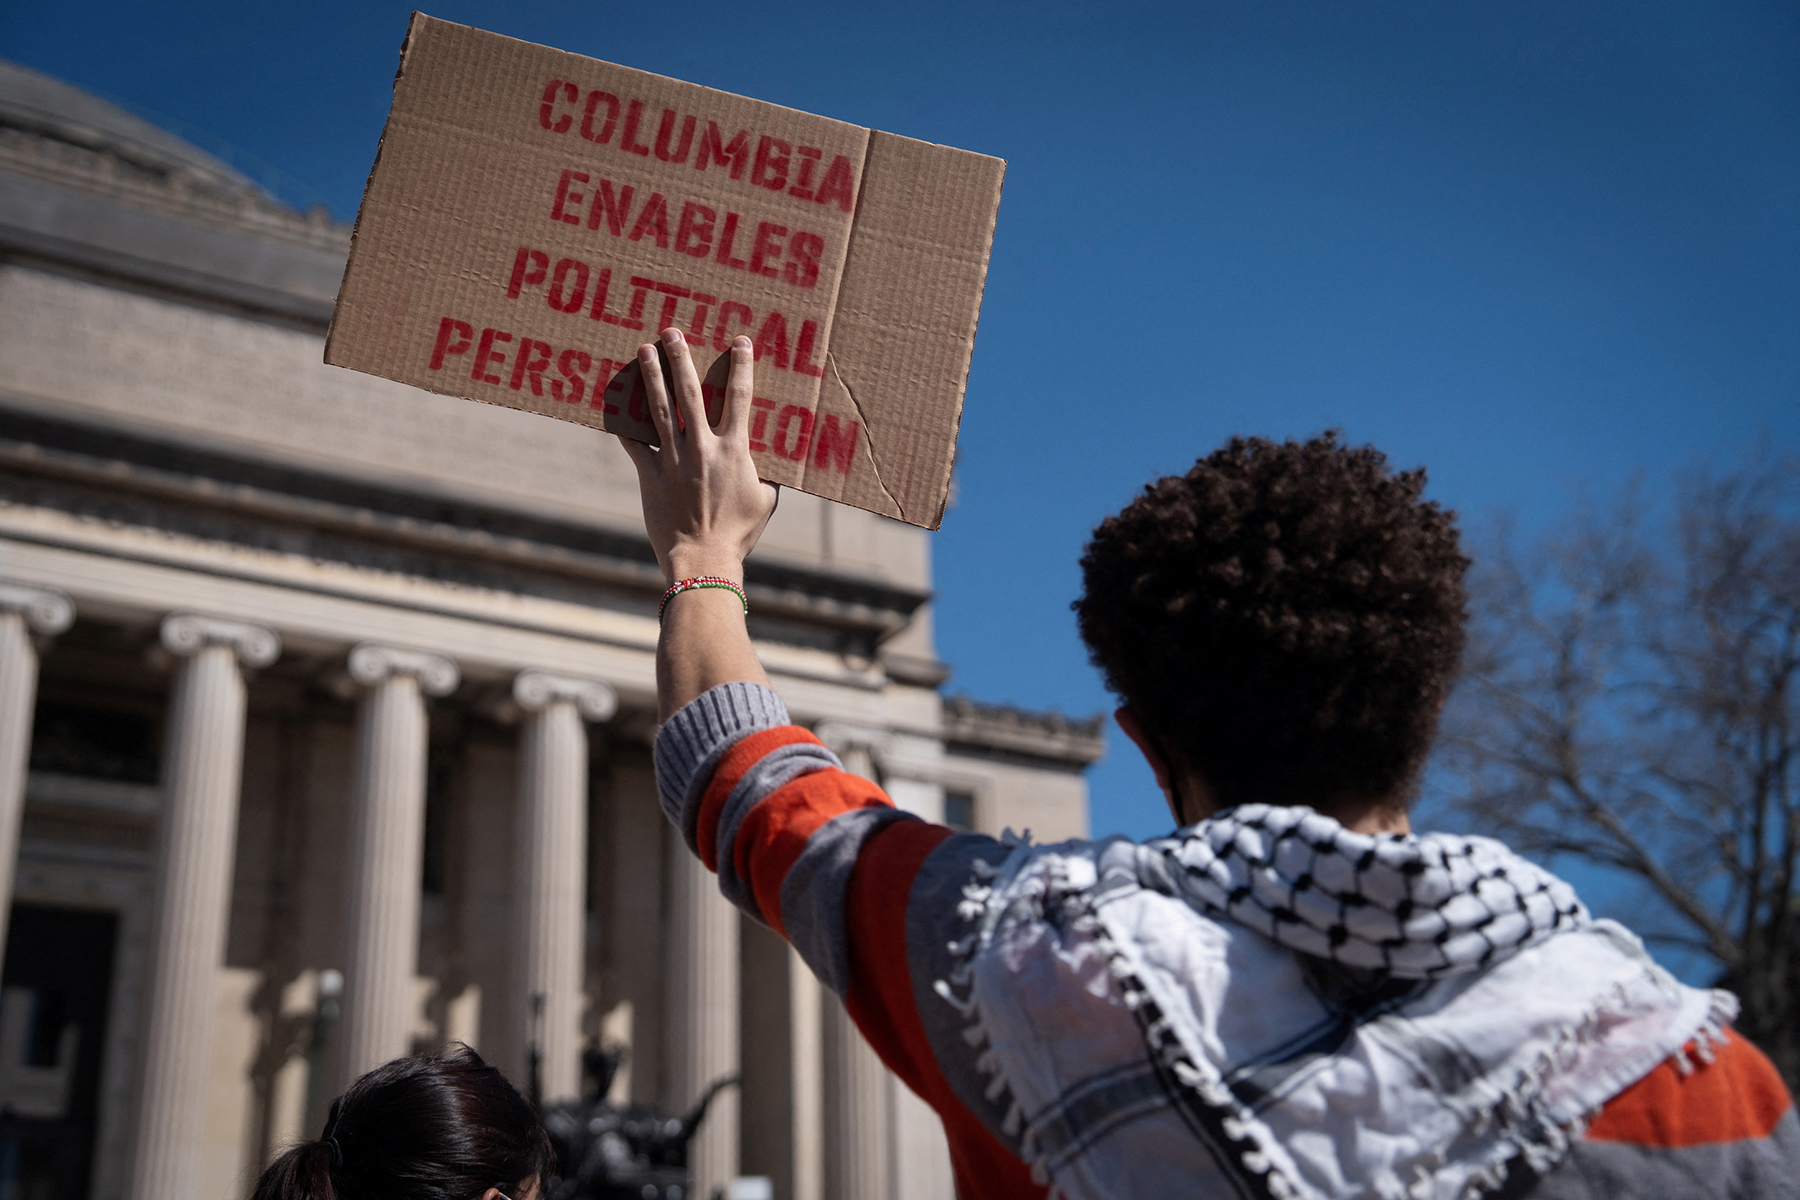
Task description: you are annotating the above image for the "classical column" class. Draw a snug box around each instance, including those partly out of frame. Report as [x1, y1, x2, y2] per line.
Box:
[0, 584, 73, 955]
[821, 740, 895, 1200]
[511, 669, 616, 1103]
[823, 996, 894, 1200]
[127, 614, 280, 1200]
[338, 644, 458, 1084]
[893, 1078, 957, 1200]
[790, 946, 825, 1200]
[667, 835, 740, 1200]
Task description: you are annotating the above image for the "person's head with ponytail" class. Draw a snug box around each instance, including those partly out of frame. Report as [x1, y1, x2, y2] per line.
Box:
[251, 1044, 552, 1200]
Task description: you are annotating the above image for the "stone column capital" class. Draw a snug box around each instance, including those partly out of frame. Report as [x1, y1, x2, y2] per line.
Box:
[0, 583, 74, 637]
[513, 671, 618, 722]
[160, 613, 280, 668]
[813, 720, 887, 750]
[347, 644, 459, 696]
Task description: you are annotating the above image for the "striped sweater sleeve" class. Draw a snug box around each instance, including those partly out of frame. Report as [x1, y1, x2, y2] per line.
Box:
[655, 683, 1046, 1200]
[1523, 1027, 1800, 1197]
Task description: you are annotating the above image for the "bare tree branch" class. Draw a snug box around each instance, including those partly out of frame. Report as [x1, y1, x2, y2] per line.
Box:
[1437, 451, 1800, 1084]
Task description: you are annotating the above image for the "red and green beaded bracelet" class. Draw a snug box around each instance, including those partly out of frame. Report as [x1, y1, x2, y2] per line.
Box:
[659, 576, 750, 622]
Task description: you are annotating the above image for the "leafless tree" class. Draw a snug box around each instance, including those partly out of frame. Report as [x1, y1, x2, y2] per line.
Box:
[1437, 452, 1800, 1084]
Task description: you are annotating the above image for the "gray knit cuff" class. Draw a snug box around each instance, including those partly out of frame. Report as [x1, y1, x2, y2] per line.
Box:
[654, 682, 792, 844]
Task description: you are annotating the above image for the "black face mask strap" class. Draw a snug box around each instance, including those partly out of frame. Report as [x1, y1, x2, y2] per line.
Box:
[1142, 725, 1192, 824]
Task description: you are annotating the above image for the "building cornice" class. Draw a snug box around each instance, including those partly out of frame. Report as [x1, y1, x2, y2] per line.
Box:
[942, 694, 1107, 769]
[0, 398, 932, 644]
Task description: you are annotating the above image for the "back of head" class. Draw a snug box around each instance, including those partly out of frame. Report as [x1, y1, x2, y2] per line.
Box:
[250, 1045, 552, 1200]
[1075, 432, 1469, 817]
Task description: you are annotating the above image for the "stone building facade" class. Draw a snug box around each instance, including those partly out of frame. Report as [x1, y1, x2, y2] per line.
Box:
[0, 60, 1103, 1200]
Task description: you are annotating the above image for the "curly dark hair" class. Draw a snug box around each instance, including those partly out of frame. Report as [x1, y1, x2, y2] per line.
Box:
[1075, 432, 1469, 816]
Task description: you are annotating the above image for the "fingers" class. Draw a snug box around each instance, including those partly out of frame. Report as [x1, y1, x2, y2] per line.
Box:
[636, 342, 678, 454]
[724, 336, 755, 442]
[660, 328, 710, 440]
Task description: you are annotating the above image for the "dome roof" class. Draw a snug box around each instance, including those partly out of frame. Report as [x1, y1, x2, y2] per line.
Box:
[0, 57, 261, 198]
[0, 58, 347, 326]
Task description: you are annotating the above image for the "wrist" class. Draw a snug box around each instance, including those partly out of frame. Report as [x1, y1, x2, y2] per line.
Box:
[664, 548, 745, 586]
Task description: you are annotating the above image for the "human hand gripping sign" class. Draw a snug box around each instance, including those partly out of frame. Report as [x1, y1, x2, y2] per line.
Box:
[617, 329, 779, 718]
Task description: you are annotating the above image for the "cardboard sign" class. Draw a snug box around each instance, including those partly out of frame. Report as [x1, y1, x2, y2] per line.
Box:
[326, 14, 1005, 529]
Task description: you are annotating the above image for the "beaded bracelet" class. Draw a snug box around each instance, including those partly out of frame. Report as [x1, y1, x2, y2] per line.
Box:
[659, 576, 749, 622]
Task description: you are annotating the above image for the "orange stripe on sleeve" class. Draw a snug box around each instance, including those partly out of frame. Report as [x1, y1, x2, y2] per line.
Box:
[841, 819, 953, 1090]
[693, 726, 822, 870]
[730, 765, 894, 939]
[691, 725, 1041, 1197]
[843, 820, 1048, 1200]
[1584, 1028, 1792, 1147]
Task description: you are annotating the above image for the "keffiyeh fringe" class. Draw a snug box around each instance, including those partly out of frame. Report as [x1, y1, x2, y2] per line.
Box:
[934, 831, 1033, 1146]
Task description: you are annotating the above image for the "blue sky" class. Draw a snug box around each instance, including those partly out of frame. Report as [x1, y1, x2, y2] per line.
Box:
[5, 0, 1797, 846]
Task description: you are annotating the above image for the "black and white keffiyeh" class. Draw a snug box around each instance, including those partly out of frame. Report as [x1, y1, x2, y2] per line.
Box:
[939, 805, 1734, 1200]
[1138, 803, 1588, 977]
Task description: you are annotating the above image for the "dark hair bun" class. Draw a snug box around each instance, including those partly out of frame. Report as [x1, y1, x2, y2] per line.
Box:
[250, 1046, 551, 1200]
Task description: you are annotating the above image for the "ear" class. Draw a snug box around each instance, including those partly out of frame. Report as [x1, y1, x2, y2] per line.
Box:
[1115, 707, 1171, 790]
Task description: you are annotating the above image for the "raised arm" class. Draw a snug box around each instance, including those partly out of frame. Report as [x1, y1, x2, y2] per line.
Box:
[617, 329, 1044, 1200]
[616, 329, 778, 720]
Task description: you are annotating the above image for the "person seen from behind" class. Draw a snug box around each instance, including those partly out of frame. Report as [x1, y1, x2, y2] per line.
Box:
[251, 1044, 551, 1200]
[625, 328, 1798, 1198]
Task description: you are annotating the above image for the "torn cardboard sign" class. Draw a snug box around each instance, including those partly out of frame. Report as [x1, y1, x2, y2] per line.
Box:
[325, 13, 1005, 529]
